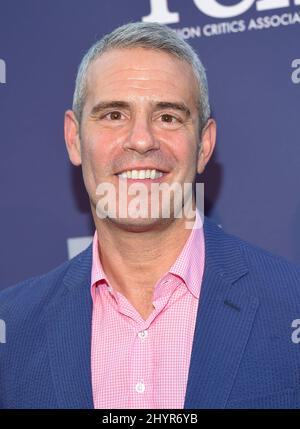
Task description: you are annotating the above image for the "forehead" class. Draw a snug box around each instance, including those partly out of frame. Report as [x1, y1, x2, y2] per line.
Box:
[85, 47, 198, 108]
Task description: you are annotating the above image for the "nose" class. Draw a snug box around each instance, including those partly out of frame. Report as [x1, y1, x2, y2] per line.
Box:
[123, 115, 159, 154]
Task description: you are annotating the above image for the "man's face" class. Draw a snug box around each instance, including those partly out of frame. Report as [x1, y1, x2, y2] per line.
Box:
[65, 47, 215, 230]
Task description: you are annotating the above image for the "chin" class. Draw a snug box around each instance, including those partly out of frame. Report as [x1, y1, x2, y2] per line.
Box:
[106, 215, 173, 233]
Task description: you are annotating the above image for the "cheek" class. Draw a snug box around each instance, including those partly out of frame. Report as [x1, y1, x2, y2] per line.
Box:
[81, 134, 112, 176]
[169, 135, 198, 168]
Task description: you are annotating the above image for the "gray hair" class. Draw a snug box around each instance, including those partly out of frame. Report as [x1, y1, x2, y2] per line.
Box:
[72, 22, 211, 129]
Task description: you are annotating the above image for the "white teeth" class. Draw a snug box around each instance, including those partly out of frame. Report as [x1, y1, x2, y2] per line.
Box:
[118, 169, 165, 179]
[138, 170, 146, 179]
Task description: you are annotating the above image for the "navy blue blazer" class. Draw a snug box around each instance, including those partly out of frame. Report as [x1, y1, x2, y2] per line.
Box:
[1, 218, 300, 409]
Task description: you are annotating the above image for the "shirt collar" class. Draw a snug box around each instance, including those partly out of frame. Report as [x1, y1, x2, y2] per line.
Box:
[90, 209, 205, 300]
[167, 208, 205, 299]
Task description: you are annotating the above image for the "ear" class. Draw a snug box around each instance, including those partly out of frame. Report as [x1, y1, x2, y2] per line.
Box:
[64, 110, 82, 166]
[197, 118, 216, 174]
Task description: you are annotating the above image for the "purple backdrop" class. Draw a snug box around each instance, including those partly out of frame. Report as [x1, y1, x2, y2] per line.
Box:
[0, 0, 300, 289]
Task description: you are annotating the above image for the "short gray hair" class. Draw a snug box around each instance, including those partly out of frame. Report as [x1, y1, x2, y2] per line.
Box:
[72, 22, 211, 128]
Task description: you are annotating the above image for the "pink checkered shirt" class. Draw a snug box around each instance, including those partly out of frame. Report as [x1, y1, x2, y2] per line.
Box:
[91, 211, 205, 409]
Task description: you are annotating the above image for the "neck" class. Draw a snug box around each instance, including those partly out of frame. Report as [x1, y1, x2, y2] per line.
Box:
[91, 209, 196, 318]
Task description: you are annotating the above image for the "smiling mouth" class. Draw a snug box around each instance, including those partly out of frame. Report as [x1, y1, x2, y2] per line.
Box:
[117, 169, 167, 180]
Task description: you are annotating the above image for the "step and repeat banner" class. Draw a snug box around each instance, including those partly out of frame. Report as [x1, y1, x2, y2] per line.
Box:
[0, 0, 299, 288]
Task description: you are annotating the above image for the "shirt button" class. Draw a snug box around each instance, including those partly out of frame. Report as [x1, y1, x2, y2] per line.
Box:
[135, 382, 145, 393]
[138, 330, 148, 340]
[107, 286, 113, 293]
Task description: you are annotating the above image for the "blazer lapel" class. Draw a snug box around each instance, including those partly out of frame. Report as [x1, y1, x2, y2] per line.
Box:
[46, 245, 94, 409]
[184, 219, 259, 409]
[44, 220, 259, 409]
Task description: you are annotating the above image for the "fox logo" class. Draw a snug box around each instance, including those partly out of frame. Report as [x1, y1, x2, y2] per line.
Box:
[142, 0, 300, 23]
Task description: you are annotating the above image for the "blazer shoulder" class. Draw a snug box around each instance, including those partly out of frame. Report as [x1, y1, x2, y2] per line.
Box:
[205, 218, 300, 300]
[0, 244, 92, 319]
[209, 218, 300, 271]
[239, 233, 300, 279]
[221, 224, 300, 298]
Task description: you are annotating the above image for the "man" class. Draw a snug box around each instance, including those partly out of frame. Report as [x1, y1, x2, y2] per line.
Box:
[1, 22, 300, 409]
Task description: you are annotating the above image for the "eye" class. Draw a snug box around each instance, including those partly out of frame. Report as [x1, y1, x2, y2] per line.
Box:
[105, 111, 124, 120]
[161, 114, 177, 123]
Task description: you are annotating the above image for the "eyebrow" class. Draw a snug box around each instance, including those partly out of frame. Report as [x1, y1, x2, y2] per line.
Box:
[154, 102, 191, 118]
[90, 101, 130, 116]
[89, 100, 191, 118]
